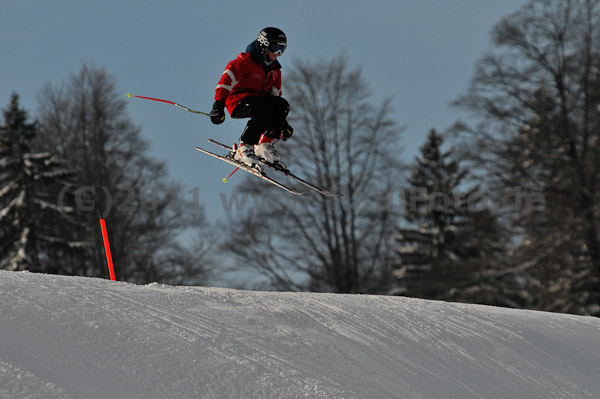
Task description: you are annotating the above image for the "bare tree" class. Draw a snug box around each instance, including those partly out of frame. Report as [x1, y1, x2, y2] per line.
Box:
[452, 0, 600, 315]
[225, 56, 404, 294]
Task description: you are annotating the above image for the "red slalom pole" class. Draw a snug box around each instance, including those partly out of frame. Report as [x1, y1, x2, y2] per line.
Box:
[99, 215, 116, 281]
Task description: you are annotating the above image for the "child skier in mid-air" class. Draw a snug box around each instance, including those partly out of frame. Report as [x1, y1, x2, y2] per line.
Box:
[209, 27, 293, 169]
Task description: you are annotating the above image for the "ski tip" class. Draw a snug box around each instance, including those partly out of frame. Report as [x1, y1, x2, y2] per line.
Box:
[222, 178, 228, 183]
[126, 93, 133, 98]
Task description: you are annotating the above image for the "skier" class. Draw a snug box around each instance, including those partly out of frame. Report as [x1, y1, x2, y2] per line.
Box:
[209, 27, 293, 169]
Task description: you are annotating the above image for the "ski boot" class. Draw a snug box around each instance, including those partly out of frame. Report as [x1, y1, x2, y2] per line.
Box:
[254, 134, 287, 170]
[233, 142, 261, 169]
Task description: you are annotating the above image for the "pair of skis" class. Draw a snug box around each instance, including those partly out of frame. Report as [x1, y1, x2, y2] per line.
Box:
[195, 139, 342, 197]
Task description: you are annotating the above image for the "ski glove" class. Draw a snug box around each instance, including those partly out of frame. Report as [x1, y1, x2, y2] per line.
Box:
[281, 121, 293, 141]
[210, 100, 225, 125]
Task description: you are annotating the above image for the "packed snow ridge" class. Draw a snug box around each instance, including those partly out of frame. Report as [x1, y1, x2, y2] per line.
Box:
[1, 271, 599, 399]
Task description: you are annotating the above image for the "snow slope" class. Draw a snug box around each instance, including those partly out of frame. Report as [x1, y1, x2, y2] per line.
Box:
[1, 271, 599, 399]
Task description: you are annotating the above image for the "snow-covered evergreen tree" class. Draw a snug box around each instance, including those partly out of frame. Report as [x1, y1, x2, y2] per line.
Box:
[394, 129, 509, 305]
[0, 93, 87, 273]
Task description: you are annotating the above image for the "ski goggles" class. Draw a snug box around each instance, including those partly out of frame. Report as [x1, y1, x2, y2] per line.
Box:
[270, 42, 287, 55]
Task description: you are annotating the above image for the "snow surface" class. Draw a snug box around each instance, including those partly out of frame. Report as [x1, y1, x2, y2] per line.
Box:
[1, 271, 599, 399]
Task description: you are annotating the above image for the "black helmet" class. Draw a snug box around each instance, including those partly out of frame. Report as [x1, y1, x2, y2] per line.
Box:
[257, 27, 287, 56]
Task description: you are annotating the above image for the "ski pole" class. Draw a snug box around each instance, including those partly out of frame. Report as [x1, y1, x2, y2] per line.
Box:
[127, 93, 210, 116]
[222, 167, 240, 183]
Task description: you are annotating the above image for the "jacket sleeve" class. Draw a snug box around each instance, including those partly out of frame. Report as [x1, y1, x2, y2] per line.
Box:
[215, 54, 247, 102]
[269, 70, 283, 96]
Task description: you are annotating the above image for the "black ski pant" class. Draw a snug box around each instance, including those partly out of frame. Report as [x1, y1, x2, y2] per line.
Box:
[231, 95, 289, 145]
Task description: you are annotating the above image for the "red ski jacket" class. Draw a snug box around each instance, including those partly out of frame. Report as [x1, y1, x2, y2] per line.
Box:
[214, 52, 282, 115]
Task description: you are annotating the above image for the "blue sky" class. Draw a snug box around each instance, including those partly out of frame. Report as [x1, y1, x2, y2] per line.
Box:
[1, 0, 528, 225]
